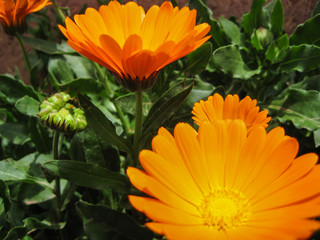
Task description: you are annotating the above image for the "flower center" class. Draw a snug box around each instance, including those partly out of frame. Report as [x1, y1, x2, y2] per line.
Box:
[197, 189, 251, 231]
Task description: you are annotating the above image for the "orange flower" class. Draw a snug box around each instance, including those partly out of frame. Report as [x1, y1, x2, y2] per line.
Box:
[59, 1, 210, 91]
[128, 120, 320, 240]
[0, 0, 51, 35]
[192, 93, 271, 132]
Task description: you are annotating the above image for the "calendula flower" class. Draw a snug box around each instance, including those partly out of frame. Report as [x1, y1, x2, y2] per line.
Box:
[127, 120, 320, 240]
[0, 0, 52, 35]
[59, 1, 210, 91]
[192, 93, 271, 132]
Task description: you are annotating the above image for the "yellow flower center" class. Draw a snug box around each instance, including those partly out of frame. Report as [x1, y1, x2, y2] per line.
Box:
[198, 189, 251, 231]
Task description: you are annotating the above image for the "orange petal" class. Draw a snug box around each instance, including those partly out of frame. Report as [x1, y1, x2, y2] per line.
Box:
[129, 196, 201, 225]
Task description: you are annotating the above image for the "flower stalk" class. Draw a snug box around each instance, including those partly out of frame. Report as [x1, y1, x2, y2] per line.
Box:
[52, 131, 62, 224]
[51, 0, 65, 24]
[132, 91, 143, 166]
[15, 34, 32, 78]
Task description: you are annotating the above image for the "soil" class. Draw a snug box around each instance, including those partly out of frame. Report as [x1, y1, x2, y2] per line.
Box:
[0, 0, 318, 81]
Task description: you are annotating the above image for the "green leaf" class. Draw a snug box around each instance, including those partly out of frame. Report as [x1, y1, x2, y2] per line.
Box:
[242, 0, 267, 34]
[4, 217, 62, 240]
[0, 157, 52, 189]
[76, 201, 153, 240]
[48, 58, 74, 85]
[0, 75, 39, 105]
[142, 81, 193, 137]
[314, 129, 320, 147]
[20, 36, 74, 55]
[43, 160, 130, 193]
[268, 89, 320, 131]
[312, 0, 320, 16]
[289, 14, 320, 46]
[64, 55, 96, 79]
[251, 30, 263, 50]
[15, 96, 40, 117]
[29, 118, 51, 153]
[78, 93, 132, 153]
[280, 44, 320, 72]
[59, 78, 104, 94]
[219, 17, 242, 45]
[289, 75, 320, 91]
[270, 0, 283, 38]
[20, 183, 55, 205]
[265, 41, 276, 61]
[213, 45, 260, 79]
[186, 42, 213, 73]
[84, 128, 106, 167]
[0, 123, 29, 145]
[115, 93, 151, 116]
[0, 180, 11, 213]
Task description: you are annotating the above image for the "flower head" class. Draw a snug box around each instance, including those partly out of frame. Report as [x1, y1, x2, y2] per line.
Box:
[127, 120, 320, 240]
[38, 92, 87, 134]
[59, 1, 210, 91]
[0, 0, 52, 35]
[192, 93, 271, 132]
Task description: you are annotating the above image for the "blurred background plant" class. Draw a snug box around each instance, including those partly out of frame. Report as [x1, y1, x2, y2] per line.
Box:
[0, 0, 319, 239]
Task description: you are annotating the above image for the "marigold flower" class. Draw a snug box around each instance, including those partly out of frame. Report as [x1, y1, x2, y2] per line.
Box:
[59, 1, 210, 91]
[192, 93, 271, 132]
[0, 0, 51, 35]
[127, 120, 320, 240]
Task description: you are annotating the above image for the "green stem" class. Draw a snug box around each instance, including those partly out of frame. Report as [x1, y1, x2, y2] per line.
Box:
[16, 34, 31, 77]
[53, 132, 62, 223]
[114, 102, 130, 136]
[133, 91, 143, 166]
[93, 62, 130, 136]
[51, 0, 65, 24]
[93, 62, 113, 95]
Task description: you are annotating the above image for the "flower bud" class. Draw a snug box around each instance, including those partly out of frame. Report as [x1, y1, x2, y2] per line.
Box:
[256, 27, 273, 47]
[38, 92, 87, 134]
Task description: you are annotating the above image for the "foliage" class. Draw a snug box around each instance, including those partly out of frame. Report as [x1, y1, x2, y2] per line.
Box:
[0, 0, 319, 239]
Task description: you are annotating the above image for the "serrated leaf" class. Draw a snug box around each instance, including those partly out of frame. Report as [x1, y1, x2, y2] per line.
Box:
[78, 93, 132, 153]
[142, 82, 193, 137]
[219, 17, 242, 45]
[280, 44, 320, 72]
[213, 45, 260, 79]
[76, 201, 153, 240]
[290, 14, 320, 46]
[186, 42, 213, 73]
[43, 160, 130, 193]
[20, 36, 74, 55]
[268, 89, 320, 131]
[15, 96, 40, 117]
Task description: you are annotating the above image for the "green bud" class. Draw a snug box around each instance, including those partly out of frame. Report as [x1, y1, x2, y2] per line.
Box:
[256, 27, 273, 47]
[38, 92, 87, 134]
